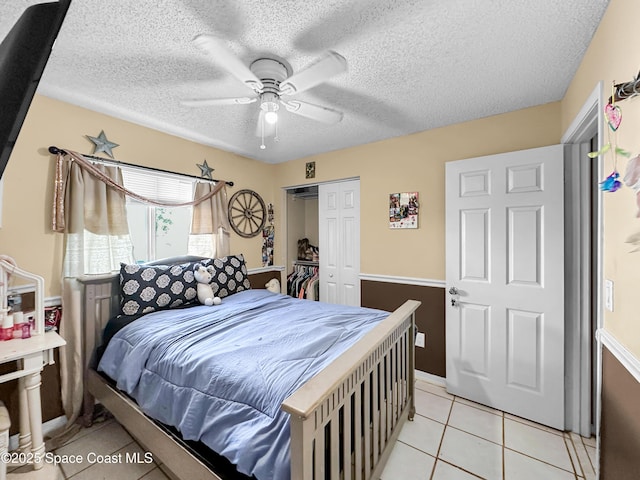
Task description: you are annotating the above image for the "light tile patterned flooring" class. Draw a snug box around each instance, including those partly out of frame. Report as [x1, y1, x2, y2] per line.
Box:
[7, 379, 597, 480]
[382, 380, 597, 480]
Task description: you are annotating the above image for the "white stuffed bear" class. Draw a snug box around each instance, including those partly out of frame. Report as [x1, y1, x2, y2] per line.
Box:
[193, 264, 221, 306]
[265, 278, 280, 293]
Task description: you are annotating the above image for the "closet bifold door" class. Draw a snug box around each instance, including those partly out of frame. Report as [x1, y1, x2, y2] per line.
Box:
[319, 180, 360, 306]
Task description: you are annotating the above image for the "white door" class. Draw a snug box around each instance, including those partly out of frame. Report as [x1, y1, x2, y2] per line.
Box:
[445, 145, 565, 429]
[319, 180, 360, 306]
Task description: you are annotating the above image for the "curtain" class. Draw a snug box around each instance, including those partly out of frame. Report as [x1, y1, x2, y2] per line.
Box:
[51, 150, 231, 435]
[188, 182, 231, 258]
[58, 159, 134, 435]
[53, 150, 227, 226]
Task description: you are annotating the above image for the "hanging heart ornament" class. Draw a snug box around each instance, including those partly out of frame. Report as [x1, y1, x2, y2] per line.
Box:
[605, 103, 622, 131]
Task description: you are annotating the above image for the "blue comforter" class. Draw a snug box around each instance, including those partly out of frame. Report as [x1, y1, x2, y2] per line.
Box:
[98, 289, 388, 480]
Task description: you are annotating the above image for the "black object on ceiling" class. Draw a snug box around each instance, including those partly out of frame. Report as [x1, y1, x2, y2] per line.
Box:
[0, 1, 71, 180]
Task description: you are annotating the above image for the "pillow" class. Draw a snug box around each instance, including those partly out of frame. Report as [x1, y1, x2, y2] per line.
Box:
[119, 262, 201, 316]
[208, 254, 251, 298]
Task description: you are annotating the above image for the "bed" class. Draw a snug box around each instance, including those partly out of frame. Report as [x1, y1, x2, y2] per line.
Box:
[79, 255, 420, 480]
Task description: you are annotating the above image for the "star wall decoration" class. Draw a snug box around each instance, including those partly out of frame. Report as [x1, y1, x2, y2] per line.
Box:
[86, 130, 119, 158]
[197, 159, 214, 179]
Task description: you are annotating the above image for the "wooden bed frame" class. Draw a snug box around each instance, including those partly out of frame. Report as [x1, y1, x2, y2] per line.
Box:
[78, 258, 420, 480]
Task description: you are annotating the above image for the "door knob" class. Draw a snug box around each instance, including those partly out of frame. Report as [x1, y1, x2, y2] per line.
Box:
[449, 286, 460, 307]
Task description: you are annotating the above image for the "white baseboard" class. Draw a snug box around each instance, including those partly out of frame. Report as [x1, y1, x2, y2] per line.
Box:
[415, 369, 446, 387]
[8, 415, 67, 452]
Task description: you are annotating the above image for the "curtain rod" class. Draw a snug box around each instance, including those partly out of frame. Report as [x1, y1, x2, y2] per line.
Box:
[48, 146, 234, 187]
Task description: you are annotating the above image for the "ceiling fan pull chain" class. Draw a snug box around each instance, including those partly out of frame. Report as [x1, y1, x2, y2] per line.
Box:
[260, 114, 266, 150]
[275, 120, 279, 142]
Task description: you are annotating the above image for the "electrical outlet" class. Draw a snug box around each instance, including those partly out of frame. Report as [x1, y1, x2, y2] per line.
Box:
[605, 279, 614, 312]
[415, 332, 425, 348]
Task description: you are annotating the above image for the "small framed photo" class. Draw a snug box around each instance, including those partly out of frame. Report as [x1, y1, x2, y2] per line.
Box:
[305, 161, 316, 179]
[389, 192, 419, 229]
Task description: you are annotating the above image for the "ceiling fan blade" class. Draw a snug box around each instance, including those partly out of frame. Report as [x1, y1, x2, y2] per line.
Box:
[282, 100, 344, 124]
[181, 97, 257, 107]
[279, 51, 347, 96]
[255, 110, 277, 138]
[193, 34, 263, 92]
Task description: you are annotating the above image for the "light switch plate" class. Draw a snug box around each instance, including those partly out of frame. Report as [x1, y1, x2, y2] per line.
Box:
[605, 279, 614, 312]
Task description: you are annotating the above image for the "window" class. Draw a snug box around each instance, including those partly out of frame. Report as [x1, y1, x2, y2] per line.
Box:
[121, 168, 195, 263]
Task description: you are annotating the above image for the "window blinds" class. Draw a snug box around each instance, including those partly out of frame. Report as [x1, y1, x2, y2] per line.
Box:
[121, 167, 195, 203]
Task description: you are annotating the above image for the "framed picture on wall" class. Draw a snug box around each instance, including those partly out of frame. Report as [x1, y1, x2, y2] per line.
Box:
[389, 192, 419, 229]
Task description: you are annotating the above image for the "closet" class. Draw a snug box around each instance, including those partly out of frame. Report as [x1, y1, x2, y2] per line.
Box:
[287, 263, 319, 300]
[285, 179, 360, 306]
[286, 185, 320, 300]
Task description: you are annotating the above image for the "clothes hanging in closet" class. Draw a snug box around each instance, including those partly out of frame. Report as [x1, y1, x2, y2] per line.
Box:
[287, 264, 319, 301]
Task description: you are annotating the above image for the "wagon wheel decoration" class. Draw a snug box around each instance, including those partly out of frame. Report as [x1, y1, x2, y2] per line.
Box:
[227, 189, 267, 238]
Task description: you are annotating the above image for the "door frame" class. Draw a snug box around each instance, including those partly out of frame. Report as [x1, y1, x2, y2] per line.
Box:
[561, 81, 603, 439]
[281, 176, 360, 294]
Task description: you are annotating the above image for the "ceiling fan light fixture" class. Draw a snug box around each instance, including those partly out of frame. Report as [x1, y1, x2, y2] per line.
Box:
[264, 111, 278, 124]
[182, 46, 347, 152]
[260, 91, 280, 124]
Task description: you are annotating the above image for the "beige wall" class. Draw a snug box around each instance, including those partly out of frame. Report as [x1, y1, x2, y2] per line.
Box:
[0, 95, 275, 297]
[273, 102, 561, 280]
[561, 0, 640, 357]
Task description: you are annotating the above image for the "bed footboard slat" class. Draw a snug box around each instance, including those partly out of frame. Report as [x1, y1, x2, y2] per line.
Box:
[398, 332, 407, 417]
[314, 420, 325, 480]
[385, 346, 392, 443]
[329, 407, 340, 479]
[389, 338, 400, 428]
[353, 375, 363, 480]
[362, 373, 371, 478]
[343, 388, 353, 480]
[372, 360, 381, 467]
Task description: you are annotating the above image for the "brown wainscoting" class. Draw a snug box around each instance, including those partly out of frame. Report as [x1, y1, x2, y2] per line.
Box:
[601, 346, 640, 480]
[361, 280, 445, 377]
[248, 270, 282, 290]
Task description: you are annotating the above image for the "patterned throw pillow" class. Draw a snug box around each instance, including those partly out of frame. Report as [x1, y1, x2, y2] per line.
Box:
[209, 254, 251, 298]
[119, 262, 201, 316]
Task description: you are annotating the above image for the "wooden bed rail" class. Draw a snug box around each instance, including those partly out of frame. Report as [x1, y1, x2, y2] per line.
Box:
[283, 300, 420, 480]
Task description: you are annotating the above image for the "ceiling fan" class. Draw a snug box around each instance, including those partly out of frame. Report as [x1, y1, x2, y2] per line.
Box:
[181, 35, 347, 149]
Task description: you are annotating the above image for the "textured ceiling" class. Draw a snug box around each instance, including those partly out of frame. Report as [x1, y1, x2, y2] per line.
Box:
[1, 1, 610, 164]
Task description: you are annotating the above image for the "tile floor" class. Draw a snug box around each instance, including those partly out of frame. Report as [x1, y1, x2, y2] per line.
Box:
[381, 380, 597, 480]
[7, 379, 598, 480]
